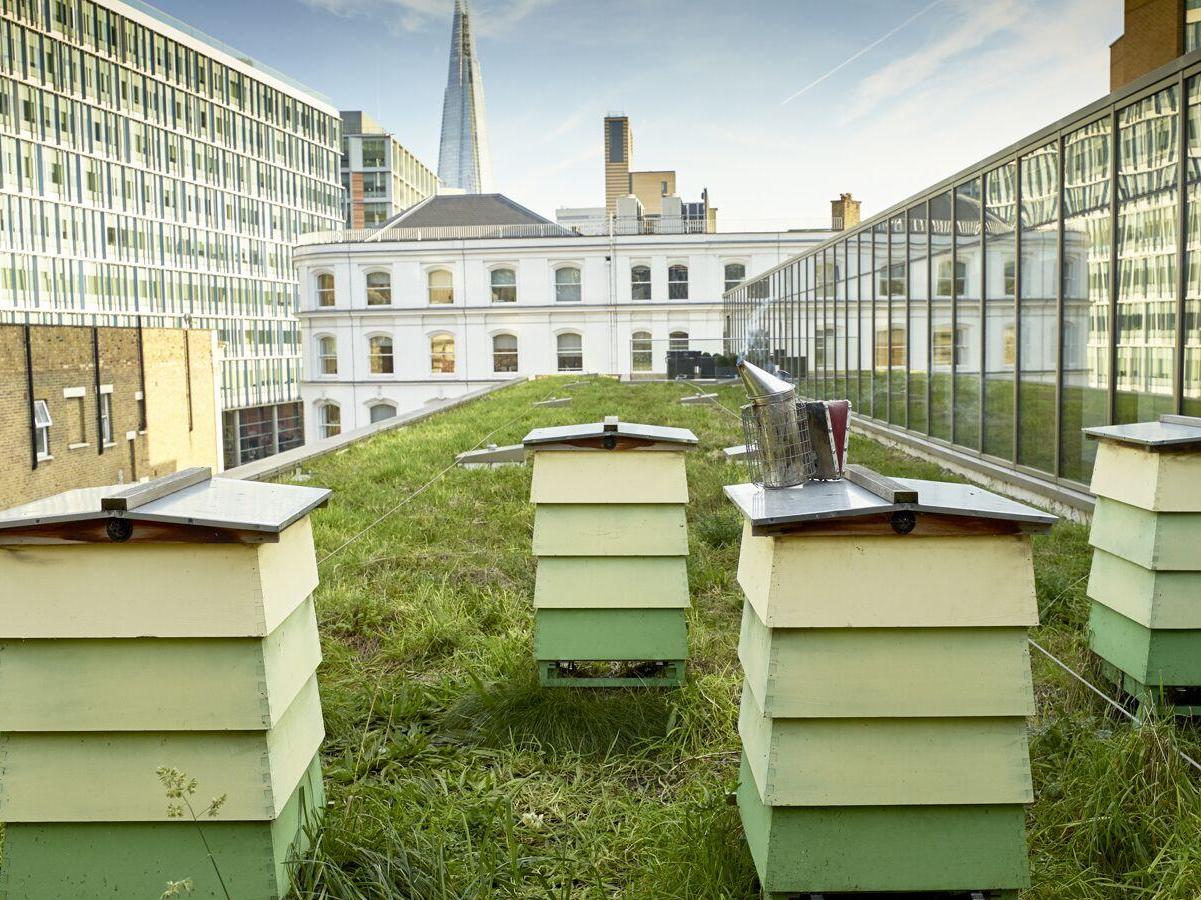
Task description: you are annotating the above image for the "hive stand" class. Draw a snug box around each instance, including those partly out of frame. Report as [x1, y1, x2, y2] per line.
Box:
[524, 417, 697, 687]
[725, 473, 1054, 898]
[1084, 416, 1201, 715]
[0, 469, 330, 900]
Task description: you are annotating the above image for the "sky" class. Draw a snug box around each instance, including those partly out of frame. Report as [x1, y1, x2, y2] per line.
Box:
[149, 0, 1125, 231]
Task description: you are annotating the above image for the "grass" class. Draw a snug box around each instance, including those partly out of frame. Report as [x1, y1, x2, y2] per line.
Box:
[278, 376, 1201, 899]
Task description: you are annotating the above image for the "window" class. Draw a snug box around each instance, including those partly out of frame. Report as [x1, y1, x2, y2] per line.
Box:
[631, 265, 651, 300]
[555, 266, 581, 302]
[366, 271, 391, 305]
[491, 268, 516, 303]
[669, 330, 689, 352]
[369, 403, 396, 423]
[361, 138, 386, 168]
[428, 269, 453, 304]
[632, 331, 652, 372]
[34, 399, 51, 458]
[100, 393, 113, 444]
[431, 333, 455, 373]
[668, 265, 689, 300]
[724, 263, 746, 292]
[319, 336, 337, 375]
[935, 260, 966, 298]
[316, 272, 335, 307]
[557, 333, 583, 372]
[369, 335, 393, 374]
[319, 403, 341, 438]
[492, 334, 518, 372]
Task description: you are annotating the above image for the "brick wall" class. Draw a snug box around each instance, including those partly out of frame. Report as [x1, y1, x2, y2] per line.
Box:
[350, 172, 365, 229]
[1111, 0, 1184, 91]
[0, 324, 218, 507]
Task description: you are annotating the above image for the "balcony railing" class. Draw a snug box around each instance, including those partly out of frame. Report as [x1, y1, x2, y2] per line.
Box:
[297, 224, 577, 246]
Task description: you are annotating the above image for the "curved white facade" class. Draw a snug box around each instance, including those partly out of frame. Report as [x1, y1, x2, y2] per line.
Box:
[294, 230, 828, 442]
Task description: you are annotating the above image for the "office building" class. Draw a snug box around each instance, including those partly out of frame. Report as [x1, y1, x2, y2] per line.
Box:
[294, 193, 829, 440]
[725, 45, 1201, 505]
[437, 0, 492, 193]
[0, 323, 218, 505]
[1111, 0, 1201, 89]
[0, 0, 344, 470]
[340, 110, 437, 228]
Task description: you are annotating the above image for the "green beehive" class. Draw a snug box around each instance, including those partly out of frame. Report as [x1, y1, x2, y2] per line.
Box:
[0, 469, 330, 900]
[1084, 416, 1201, 713]
[725, 474, 1054, 898]
[524, 417, 697, 687]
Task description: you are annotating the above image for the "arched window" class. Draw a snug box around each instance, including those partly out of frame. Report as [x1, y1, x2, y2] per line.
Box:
[369, 335, 393, 374]
[431, 333, 455, 373]
[316, 272, 335, 307]
[631, 330, 652, 372]
[428, 269, 453, 304]
[366, 271, 391, 305]
[492, 333, 518, 373]
[369, 402, 396, 423]
[318, 335, 337, 375]
[555, 266, 581, 302]
[631, 265, 651, 300]
[556, 332, 582, 372]
[668, 264, 689, 300]
[669, 330, 689, 352]
[318, 402, 341, 438]
[490, 267, 516, 303]
[724, 263, 746, 292]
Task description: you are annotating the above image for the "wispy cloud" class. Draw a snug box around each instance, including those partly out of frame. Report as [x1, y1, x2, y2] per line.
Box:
[297, 0, 554, 36]
[842, 0, 1032, 120]
[781, 0, 944, 106]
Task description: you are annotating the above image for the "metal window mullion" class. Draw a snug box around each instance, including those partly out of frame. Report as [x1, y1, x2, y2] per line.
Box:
[1054, 131, 1066, 478]
[1014, 161, 1023, 464]
[903, 219, 910, 429]
[1108, 106, 1120, 425]
[1176, 71, 1189, 415]
[979, 178, 987, 449]
[927, 205, 933, 435]
[951, 191, 958, 443]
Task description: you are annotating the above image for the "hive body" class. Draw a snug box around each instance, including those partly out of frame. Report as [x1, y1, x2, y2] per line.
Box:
[1084, 421, 1201, 714]
[525, 421, 696, 687]
[0, 476, 329, 899]
[725, 477, 1047, 896]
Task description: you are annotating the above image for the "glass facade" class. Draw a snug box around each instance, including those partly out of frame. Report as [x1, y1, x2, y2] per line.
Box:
[0, 0, 344, 458]
[725, 56, 1201, 491]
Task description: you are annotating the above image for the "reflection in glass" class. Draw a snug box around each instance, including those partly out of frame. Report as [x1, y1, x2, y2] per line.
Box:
[888, 215, 908, 425]
[929, 192, 953, 440]
[846, 236, 861, 409]
[909, 203, 929, 432]
[1187, 76, 1201, 417]
[1062, 118, 1112, 481]
[873, 222, 890, 417]
[955, 179, 982, 448]
[1019, 141, 1059, 472]
[834, 240, 847, 399]
[1117, 86, 1178, 423]
[859, 235, 874, 415]
[984, 163, 1016, 459]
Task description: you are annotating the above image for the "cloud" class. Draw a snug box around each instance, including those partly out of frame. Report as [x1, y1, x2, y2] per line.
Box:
[296, 0, 555, 36]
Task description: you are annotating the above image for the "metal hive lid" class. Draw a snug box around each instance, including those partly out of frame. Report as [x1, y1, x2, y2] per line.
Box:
[724, 477, 1057, 533]
[522, 419, 697, 447]
[0, 476, 331, 535]
[1084, 415, 1201, 450]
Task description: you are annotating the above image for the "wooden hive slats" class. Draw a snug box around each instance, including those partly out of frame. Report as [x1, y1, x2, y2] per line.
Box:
[1090, 442, 1201, 512]
[737, 601, 1034, 719]
[534, 556, 689, 609]
[0, 517, 316, 638]
[1089, 497, 1201, 571]
[532, 505, 688, 556]
[1088, 549, 1201, 630]
[736, 523, 1039, 628]
[739, 685, 1033, 808]
[530, 451, 688, 504]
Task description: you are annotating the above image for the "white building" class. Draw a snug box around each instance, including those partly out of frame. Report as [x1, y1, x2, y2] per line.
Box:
[293, 194, 830, 441]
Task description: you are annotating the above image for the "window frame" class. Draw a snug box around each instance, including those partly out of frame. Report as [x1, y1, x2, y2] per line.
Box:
[315, 271, 335, 307]
[34, 399, 52, 458]
[317, 334, 337, 376]
[368, 334, 394, 375]
[492, 332, 518, 373]
[554, 265, 582, 302]
[427, 268, 454, 305]
[556, 331, 583, 373]
[631, 264, 652, 300]
[490, 266, 517, 304]
[668, 264, 689, 300]
[365, 270, 391, 306]
[318, 402, 341, 438]
[430, 332, 456, 374]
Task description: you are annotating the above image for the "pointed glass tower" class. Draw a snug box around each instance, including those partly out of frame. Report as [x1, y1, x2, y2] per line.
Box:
[437, 0, 493, 193]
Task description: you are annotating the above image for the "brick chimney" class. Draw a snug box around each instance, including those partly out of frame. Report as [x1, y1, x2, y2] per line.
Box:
[831, 193, 861, 231]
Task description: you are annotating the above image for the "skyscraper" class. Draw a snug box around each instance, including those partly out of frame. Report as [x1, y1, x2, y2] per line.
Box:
[437, 0, 493, 193]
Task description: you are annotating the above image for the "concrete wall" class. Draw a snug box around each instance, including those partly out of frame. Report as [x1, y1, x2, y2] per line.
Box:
[0, 325, 219, 507]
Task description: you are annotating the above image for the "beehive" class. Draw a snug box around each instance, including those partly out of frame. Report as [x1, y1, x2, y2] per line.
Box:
[0, 469, 330, 900]
[524, 418, 696, 686]
[1084, 417, 1201, 713]
[725, 475, 1054, 898]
